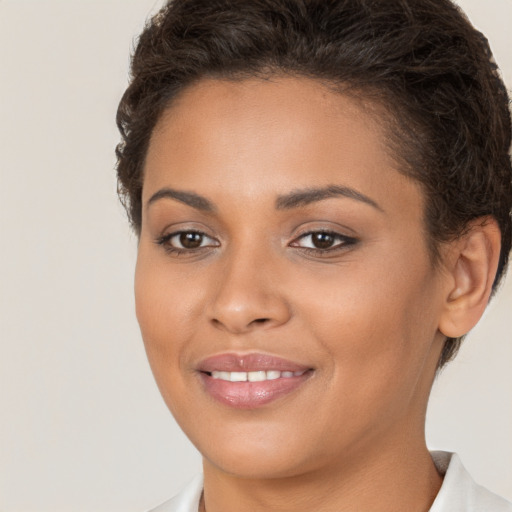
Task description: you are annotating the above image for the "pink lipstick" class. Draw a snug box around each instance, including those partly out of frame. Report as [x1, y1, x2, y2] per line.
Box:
[197, 353, 313, 409]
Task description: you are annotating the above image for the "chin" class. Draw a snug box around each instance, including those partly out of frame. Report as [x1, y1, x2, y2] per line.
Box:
[203, 447, 313, 480]
[186, 418, 318, 479]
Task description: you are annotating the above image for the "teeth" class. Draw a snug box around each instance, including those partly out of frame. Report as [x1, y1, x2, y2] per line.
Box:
[230, 372, 247, 382]
[248, 371, 266, 382]
[210, 370, 306, 382]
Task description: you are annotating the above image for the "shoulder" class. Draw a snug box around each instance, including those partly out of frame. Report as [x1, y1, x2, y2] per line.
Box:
[145, 474, 203, 512]
[430, 451, 512, 512]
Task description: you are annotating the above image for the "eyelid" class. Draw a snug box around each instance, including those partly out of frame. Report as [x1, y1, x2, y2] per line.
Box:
[291, 230, 353, 245]
[155, 221, 218, 243]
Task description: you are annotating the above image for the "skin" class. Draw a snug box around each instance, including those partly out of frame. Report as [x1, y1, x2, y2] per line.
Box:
[135, 77, 499, 512]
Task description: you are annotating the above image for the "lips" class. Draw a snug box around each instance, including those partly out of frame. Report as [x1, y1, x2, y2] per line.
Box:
[197, 353, 313, 409]
[199, 353, 310, 373]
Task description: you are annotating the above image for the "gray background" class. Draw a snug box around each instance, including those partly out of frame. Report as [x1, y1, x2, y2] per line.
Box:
[0, 0, 510, 510]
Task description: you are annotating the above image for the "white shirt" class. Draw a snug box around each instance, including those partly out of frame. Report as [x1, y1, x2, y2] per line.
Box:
[147, 451, 512, 512]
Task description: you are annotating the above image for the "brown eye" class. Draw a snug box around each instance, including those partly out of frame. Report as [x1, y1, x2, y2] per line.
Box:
[156, 230, 219, 253]
[180, 232, 203, 249]
[290, 230, 358, 253]
[311, 232, 335, 249]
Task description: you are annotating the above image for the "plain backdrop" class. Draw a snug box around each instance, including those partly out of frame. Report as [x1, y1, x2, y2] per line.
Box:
[0, 1, 511, 511]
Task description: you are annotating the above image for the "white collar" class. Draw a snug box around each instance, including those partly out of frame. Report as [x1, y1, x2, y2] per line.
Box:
[429, 451, 512, 511]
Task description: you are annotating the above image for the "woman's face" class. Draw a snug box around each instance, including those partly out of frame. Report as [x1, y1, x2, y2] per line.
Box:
[136, 77, 447, 478]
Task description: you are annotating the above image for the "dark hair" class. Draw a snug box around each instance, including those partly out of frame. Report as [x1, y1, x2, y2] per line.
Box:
[116, 0, 512, 367]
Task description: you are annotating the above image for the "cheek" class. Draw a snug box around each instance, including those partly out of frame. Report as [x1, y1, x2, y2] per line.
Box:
[134, 249, 196, 373]
[296, 249, 441, 386]
[287, 265, 439, 451]
[134, 254, 203, 422]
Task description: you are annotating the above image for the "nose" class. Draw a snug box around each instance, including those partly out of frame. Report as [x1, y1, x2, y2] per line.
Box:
[207, 248, 292, 334]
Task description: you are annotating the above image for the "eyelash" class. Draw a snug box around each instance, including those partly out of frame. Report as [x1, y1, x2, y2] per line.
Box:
[155, 229, 358, 257]
[290, 230, 358, 256]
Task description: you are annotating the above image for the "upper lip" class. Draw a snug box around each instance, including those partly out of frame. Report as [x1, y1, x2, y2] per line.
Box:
[198, 353, 312, 373]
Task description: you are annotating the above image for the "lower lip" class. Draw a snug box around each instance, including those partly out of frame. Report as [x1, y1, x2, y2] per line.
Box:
[199, 372, 312, 409]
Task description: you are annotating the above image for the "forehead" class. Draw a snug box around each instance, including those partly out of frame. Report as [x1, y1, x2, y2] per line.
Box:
[150, 77, 388, 159]
[143, 76, 422, 216]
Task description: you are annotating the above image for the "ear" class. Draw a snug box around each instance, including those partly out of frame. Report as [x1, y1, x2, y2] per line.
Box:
[438, 217, 501, 338]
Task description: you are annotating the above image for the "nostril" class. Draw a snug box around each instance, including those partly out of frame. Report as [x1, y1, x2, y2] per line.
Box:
[210, 316, 272, 333]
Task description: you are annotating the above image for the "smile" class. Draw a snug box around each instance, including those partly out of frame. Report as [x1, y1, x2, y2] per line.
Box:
[210, 370, 307, 382]
[198, 353, 314, 408]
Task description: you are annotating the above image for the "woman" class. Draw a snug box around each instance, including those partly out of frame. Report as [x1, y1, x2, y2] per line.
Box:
[116, 0, 512, 511]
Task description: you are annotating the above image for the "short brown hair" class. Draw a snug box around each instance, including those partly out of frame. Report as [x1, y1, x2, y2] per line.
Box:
[116, 0, 512, 367]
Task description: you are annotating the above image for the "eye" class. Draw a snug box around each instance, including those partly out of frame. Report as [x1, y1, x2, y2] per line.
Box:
[156, 230, 219, 254]
[290, 230, 357, 253]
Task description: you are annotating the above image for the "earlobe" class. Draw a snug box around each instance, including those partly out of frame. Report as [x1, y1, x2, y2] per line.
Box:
[438, 217, 501, 339]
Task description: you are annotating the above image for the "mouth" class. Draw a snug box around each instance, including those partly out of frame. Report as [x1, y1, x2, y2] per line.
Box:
[197, 353, 314, 409]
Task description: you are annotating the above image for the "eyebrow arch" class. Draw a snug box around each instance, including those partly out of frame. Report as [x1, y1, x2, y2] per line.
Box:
[146, 188, 216, 212]
[275, 185, 383, 212]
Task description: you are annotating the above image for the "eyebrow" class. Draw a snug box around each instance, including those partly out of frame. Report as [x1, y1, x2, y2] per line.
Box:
[275, 185, 383, 212]
[146, 184, 382, 213]
[146, 188, 216, 212]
